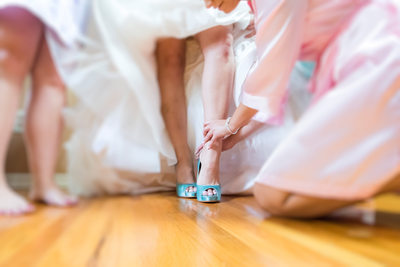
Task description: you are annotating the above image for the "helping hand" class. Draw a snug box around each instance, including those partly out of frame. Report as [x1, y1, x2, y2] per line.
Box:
[203, 119, 231, 145]
[194, 119, 231, 155]
[245, 17, 256, 38]
[203, 0, 241, 13]
[195, 127, 238, 157]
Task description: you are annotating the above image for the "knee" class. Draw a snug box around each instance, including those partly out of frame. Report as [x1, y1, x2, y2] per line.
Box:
[32, 66, 65, 92]
[0, 48, 30, 84]
[202, 32, 233, 63]
[253, 183, 293, 217]
[157, 45, 185, 72]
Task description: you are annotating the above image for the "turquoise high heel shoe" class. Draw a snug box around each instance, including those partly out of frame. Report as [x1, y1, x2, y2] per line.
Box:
[196, 161, 221, 203]
[176, 183, 197, 198]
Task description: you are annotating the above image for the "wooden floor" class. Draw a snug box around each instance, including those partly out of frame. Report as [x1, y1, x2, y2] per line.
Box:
[0, 192, 399, 267]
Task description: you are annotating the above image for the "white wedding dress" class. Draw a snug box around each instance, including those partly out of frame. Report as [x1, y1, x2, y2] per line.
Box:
[53, 0, 312, 196]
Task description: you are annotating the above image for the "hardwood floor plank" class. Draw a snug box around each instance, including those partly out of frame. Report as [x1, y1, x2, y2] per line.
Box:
[95, 195, 276, 266]
[0, 192, 399, 267]
[196, 197, 381, 266]
[33, 199, 113, 267]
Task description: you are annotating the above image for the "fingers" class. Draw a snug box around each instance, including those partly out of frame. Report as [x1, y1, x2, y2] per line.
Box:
[245, 24, 255, 32]
[219, 1, 233, 13]
[204, 0, 213, 8]
[245, 31, 256, 39]
[245, 21, 256, 38]
[205, 0, 222, 9]
[204, 130, 213, 144]
[203, 125, 210, 137]
[222, 137, 234, 151]
[209, 135, 223, 150]
[214, 0, 223, 9]
[195, 143, 204, 158]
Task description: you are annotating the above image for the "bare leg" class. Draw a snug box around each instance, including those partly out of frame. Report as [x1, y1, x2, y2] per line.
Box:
[0, 8, 42, 215]
[253, 174, 400, 218]
[156, 38, 196, 193]
[26, 39, 77, 206]
[195, 26, 234, 196]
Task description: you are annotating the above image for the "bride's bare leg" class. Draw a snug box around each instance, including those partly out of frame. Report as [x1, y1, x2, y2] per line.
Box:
[195, 26, 234, 196]
[0, 8, 42, 215]
[156, 38, 195, 192]
[26, 39, 77, 206]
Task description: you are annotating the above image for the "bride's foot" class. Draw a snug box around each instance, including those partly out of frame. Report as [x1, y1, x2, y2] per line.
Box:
[197, 140, 221, 198]
[176, 161, 196, 195]
[0, 181, 35, 215]
[29, 183, 78, 207]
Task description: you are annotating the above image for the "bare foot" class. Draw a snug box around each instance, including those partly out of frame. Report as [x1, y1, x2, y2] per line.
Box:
[176, 161, 196, 194]
[197, 141, 221, 197]
[0, 185, 34, 215]
[29, 185, 78, 207]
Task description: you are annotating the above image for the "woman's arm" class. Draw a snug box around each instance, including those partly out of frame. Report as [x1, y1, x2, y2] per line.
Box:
[222, 119, 265, 151]
[201, 0, 307, 150]
[202, 104, 257, 147]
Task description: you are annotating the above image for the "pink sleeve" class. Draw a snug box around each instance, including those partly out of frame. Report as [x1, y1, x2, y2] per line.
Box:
[242, 0, 307, 123]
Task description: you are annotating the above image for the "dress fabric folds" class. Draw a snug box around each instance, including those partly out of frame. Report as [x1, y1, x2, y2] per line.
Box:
[51, 0, 311, 196]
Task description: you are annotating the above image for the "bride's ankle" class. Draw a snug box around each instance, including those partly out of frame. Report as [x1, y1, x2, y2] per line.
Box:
[197, 145, 221, 186]
[200, 142, 222, 165]
[175, 161, 194, 183]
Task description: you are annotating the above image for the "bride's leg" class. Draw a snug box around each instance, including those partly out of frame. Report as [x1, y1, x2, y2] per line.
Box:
[26, 39, 77, 206]
[0, 8, 42, 215]
[156, 38, 195, 192]
[195, 26, 234, 196]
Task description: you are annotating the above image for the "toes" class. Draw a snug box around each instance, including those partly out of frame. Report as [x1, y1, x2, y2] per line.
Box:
[33, 187, 78, 207]
[61, 197, 79, 207]
[66, 196, 79, 206]
[0, 204, 34, 216]
[0, 197, 35, 216]
[207, 189, 213, 196]
[45, 196, 78, 207]
[201, 188, 218, 197]
[185, 187, 196, 193]
[26, 204, 35, 213]
[18, 203, 35, 214]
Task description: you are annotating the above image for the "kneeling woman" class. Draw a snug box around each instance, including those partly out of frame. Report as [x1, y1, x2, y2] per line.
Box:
[204, 0, 400, 217]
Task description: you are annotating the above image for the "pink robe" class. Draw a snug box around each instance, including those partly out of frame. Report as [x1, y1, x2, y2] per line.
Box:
[245, 0, 400, 200]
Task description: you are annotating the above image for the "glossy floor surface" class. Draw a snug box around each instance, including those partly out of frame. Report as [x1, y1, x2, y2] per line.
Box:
[0, 193, 399, 266]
